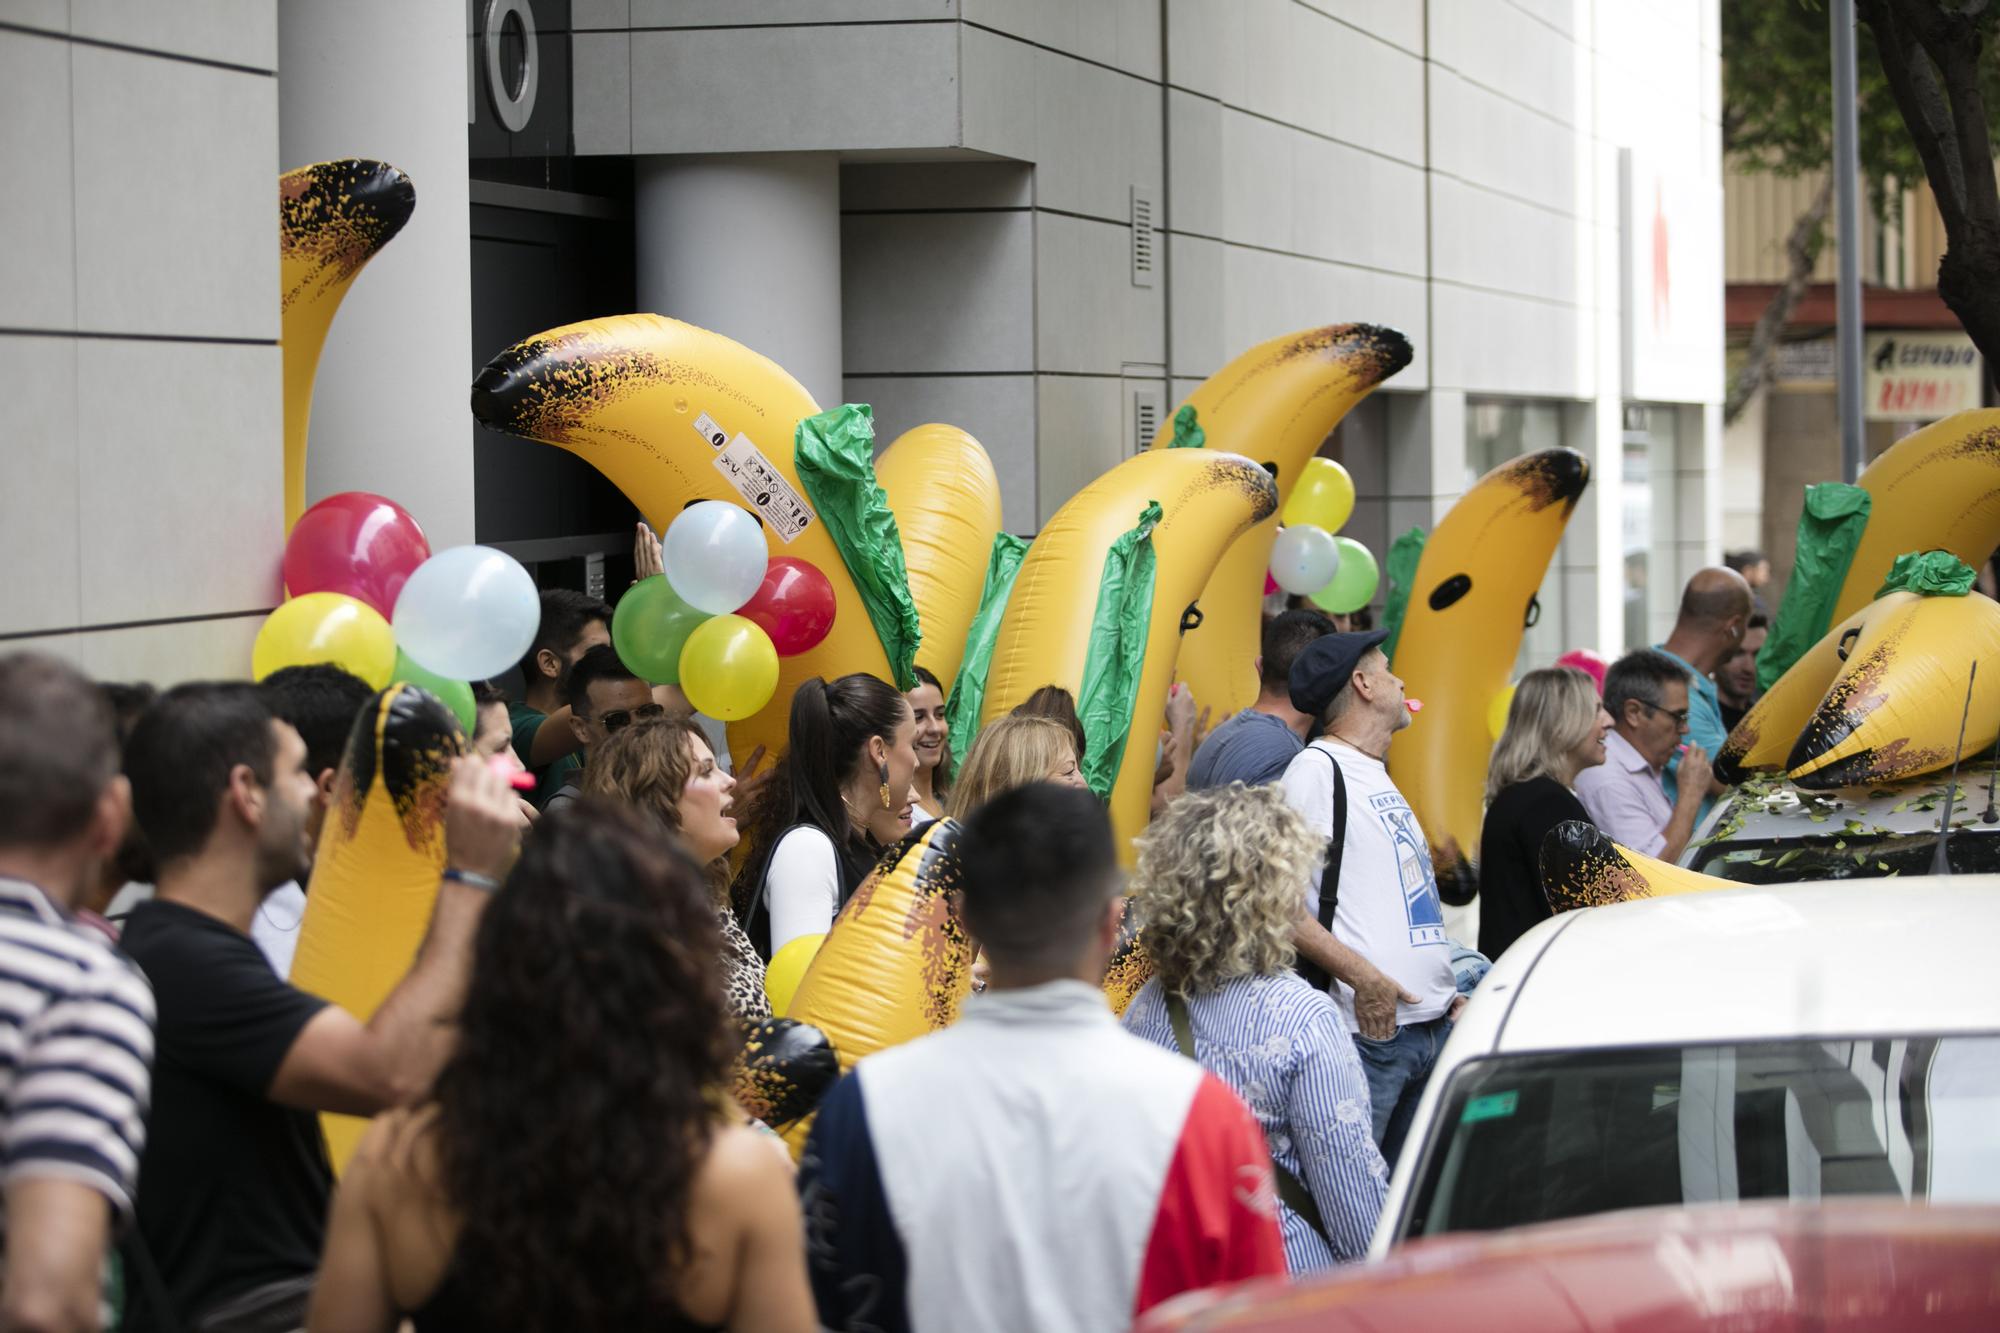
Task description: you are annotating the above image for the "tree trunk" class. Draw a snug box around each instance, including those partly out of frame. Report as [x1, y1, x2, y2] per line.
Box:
[1724, 174, 1834, 425]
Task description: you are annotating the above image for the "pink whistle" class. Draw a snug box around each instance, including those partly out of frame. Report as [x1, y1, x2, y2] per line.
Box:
[1405, 699, 1424, 714]
[488, 755, 536, 791]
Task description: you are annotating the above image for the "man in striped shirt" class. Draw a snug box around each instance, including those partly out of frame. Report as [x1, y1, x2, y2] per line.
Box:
[0, 653, 156, 1333]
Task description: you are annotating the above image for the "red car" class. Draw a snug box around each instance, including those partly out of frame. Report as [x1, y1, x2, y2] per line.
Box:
[1136, 1202, 2000, 1332]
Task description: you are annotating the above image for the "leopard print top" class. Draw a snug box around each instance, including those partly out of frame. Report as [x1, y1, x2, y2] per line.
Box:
[719, 907, 771, 1021]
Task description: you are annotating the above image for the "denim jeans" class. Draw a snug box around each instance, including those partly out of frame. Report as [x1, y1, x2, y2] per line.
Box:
[1353, 1015, 1451, 1168]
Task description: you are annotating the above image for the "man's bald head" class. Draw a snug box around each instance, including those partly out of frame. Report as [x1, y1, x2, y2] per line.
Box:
[1677, 566, 1753, 631]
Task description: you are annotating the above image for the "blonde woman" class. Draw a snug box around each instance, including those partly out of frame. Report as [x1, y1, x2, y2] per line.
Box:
[943, 714, 1088, 820]
[1478, 665, 1613, 960]
[1120, 784, 1387, 1271]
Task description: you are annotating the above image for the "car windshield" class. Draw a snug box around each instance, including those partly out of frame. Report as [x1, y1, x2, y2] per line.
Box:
[1403, 1036, 2000, 1242]
[1690, 832, 2000, 882]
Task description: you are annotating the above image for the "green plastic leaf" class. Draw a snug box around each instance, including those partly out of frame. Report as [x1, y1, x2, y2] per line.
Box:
[1380, 526, 1428, 666]
[1759, 482, 1872, 692]
[1875, 549, 1977, 599]
[944, 532, 1032, 766]
[1076, 501, 1163, 798]
[1166, 404, 1205, 449]
[1775, 849, 1802, 868]
[793, 404, 922, 689]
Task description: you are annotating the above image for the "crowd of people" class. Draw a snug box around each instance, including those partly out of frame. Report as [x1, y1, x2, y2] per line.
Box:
[0, 543, 1770, 1333]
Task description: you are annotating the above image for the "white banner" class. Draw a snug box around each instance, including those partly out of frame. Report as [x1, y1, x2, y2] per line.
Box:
[1864, 331, 1983, 421]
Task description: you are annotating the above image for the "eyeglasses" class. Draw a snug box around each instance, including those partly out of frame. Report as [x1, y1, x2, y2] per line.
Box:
[1635, 700, 1691, 727]
[599, 703, 666, 733]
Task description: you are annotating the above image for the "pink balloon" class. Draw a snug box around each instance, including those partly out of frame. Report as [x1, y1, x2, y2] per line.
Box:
[1264, 572, 1281, 596]
[1556, 648, 1608, 695]
[283, 492, 431, 617]
[736, 557, 836, 656]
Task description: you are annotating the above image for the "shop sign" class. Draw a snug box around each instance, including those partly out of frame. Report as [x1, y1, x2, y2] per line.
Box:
[1864, 331, 1983, 421]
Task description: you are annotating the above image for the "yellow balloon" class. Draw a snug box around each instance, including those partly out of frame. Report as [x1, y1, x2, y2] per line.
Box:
[765, 932, 824, 1015]
[252, 592, 395, 688]
[1487, 684, 1517, 742]
[679, 614, 780, 721]
[1280, 457, 1357, 534]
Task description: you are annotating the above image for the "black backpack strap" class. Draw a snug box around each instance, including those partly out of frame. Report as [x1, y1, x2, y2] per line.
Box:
[1163, 990, 1332, 1247]
[1296, 747, 1348, 992]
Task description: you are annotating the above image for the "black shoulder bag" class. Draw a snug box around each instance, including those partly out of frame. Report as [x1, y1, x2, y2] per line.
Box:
[1295, 747, 1348, 992]
[1164, 991, 1330, 1247]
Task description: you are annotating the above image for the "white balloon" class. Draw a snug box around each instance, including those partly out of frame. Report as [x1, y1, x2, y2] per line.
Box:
[663, 501, 769, 614]
[392, 545, 540, 681]
[1269, 526, 1341, 596]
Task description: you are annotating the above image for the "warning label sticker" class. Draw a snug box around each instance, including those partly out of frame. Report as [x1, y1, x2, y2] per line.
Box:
[713, 433, 814, 543]
[692, 413, 728, 450]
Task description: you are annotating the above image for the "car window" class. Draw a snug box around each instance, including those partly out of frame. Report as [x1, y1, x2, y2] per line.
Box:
[1689, 833, 2000, 882]
[1402, 1036, 2000, 1242]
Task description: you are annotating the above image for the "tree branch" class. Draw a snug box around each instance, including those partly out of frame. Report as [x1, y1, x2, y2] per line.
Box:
[1917, 11, 2000, 231]
[1725, 175, 1835, 425]
[1862, 0, 1970, 212]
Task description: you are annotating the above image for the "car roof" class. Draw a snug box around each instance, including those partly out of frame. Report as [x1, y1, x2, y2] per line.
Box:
[1474, 877, 2000, 1052]
[1694, 771, 2000, 849]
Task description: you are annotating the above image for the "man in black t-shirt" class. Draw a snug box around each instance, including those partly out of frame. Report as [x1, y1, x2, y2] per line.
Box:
[120, 683, 521, 1330]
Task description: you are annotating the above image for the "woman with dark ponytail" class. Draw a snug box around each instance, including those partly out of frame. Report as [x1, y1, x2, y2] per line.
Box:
[735, 673, 918, 959]
[307, 802, 815, 1332]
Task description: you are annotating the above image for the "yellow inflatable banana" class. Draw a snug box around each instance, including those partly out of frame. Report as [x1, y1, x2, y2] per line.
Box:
[1538, 819, 1736, 912]
[469, 315, 893, 767]
[781, 820, 973, 1153]
[1788, 590, 2000, 788]
[1148, 324, 1412, 716]
[875, 423, 1003, 693]
[1388, 449, 1591, 903]
[733, 1018, 840, 1136]
[1715, 592, 1919, 782]
[291, 684, 463, 1172]
[1101, 914, 1153, 1017]
[280, 160, 415, 532]
[979, 450, 1280, 860]
[1829, 409, 2000, 623]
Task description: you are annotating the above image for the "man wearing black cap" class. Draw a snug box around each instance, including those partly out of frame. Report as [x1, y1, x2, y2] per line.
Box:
[1279, 632, 1462, 1167]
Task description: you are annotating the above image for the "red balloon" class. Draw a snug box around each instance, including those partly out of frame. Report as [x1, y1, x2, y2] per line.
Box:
[1555, 648, 1609, 695]
[283, 492, 431, 618]
[736, 557, 836, 656]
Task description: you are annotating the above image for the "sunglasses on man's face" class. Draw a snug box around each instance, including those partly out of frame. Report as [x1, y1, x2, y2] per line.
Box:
[599, 703, 666, 733]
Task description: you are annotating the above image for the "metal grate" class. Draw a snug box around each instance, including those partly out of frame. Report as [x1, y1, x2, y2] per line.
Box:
[1132, 385, 1164, 454]
[1131, 186, 1156, 288]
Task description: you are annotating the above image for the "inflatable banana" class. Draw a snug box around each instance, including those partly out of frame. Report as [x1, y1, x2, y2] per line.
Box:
[1538, 819, 1737, 911]
[291, 684, 463, 1171]
[875, 423, 1003, 693]
[1101, 912, 1153, 1017]
[979, 449, 1280, 860]
[1388, 449, 1591, 905]
[469, 315, 894, 766]
[1788, 590, 2000, 788]
[1715, 592, 1920, 783]
[733, 1018, 840, 1135]
[1148, 324, 1412, 716]
[281, 160, 415, 532]
[781, 820, 972, 1153]
[1827, 409, 2000, 624]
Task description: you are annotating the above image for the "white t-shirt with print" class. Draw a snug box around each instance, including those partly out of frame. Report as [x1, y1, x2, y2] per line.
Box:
[1280, 738, 1457, 1031]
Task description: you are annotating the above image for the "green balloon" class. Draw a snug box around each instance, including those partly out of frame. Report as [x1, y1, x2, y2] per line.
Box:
[613, 575, 711, 684]
[1310, 537, 1380, 615]
[391, 648, 477, 736]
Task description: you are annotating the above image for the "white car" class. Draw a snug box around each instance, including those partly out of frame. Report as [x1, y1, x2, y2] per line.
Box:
[1368, 877, 2000, 1257]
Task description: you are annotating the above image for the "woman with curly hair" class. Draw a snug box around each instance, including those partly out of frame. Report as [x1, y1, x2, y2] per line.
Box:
[1120, 784, 1387, 1271]
[306, 802, 815, 1333]
[581, 714, 769, 1019]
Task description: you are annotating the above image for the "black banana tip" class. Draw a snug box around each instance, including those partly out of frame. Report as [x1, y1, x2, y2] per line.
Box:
[1353, 323, 1414, 379]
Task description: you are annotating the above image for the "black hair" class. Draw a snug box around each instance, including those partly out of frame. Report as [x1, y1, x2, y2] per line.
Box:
[1259, 609, 1336, 692]
[736, 674, 910, 914]
[562, 644, 641, 717]
[957, 782, 1120, 973]
[1747, 612, 1770, 632]
[909, 665, 953, 793]
[428, 801, 735, 1330]
[519, 588, 613, 683]
[258, 664, 374, 779]
[1012, 685, 1088, 765]
[1604, 649, 1691, 719]
[124, 682, 278, 866]
[1724, 549, 1767, 573]
[0, 653, 120, 849]
[472, 680, 508, 709]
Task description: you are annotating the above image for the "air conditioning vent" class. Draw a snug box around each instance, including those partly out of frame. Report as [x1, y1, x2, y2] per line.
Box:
[1131, 385, 1164, 454]
[1131, 186, 1156, 288]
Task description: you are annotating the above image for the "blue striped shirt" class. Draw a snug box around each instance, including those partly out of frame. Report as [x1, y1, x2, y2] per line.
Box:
[1123, 970, 1386, 1269]
[0, 877, 155, 1225]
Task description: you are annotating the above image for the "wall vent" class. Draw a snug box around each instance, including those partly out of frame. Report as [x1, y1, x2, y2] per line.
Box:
[1131, 384, 1165, 454]
[1130, 185, 1156, 288]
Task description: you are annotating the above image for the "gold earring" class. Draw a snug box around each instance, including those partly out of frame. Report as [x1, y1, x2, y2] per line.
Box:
[879, 763, 892, 808]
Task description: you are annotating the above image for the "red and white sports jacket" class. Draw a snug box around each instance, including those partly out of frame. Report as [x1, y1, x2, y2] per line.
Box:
[799, 979, 1286, 1332]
